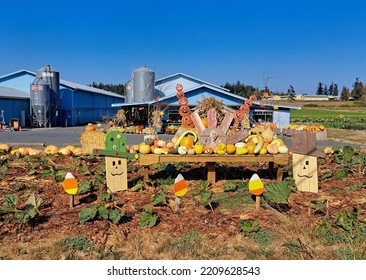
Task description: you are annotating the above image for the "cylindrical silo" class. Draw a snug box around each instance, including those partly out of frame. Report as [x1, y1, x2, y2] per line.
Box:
[36, 65, 60, 126]
[125, 79, 133, 103]
[30, 78, 51, 127]
[132, 66, 155, 102]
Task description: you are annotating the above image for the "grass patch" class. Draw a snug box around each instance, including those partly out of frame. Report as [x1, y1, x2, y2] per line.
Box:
[211, 191, 254, 211]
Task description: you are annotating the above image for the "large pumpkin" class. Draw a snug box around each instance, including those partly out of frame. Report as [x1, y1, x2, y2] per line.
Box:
[179, 136, 194, 149]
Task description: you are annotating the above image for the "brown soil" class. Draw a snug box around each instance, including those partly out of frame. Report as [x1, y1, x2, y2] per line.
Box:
[0, 150, 365, 260]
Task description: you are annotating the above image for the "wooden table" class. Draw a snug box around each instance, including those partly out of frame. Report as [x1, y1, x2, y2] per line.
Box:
[139, 154, 290, 184]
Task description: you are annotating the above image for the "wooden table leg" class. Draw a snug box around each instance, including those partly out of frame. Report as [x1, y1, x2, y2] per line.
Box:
[207, 162, 216, 183]
[143, 166, 150, 187]
[276, 166, 284, 182]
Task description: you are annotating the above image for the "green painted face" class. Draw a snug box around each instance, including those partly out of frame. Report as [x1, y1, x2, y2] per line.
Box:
[105, 131, 127, 152]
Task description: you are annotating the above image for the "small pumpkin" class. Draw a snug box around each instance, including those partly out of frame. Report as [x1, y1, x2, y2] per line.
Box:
[201, 118, 209, 128]
[139, 143, 151, 154]
[0, 143, 10, 152]
[144, 138, 154, 146]
[169, 147, 179, 154]
[267, 143, 279, 155]
[44, 145, 59, 154]
[187, 148, 196, 155]
[278, 145, 289, 154]
[72, 147, 84, 156]
[85, 123, 95, 132]
[178, 146, 187, 155]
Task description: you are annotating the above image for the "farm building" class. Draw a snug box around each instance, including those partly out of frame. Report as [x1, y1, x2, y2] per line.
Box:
[113, 67, 300, 129]
[0, 66, 124, 128]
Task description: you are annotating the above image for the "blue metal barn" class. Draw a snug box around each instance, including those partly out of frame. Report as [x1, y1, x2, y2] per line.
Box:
[0, 69, 124, 127]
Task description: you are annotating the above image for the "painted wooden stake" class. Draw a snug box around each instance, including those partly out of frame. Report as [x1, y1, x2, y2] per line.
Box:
[70, 195, 75, 208]
[174, 174, 187, 211]
[248, 173, 264, 211]
[62, 172, 78, 208]
[255, 195, 261, 210]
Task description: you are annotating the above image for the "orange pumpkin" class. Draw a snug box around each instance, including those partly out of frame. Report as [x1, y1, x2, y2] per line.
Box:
[85, 123, 95, 132]
[179, 136, 194, 149]
[201, 118, 209, 128]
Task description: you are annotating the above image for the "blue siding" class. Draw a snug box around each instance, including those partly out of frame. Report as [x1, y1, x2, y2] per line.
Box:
[58, 89, 122, 126]
[1, 72, 124, 127]
[0, 98, 30, 126]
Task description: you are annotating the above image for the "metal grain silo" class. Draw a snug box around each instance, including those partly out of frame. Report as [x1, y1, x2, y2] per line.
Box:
[125, 79, 133, 103]
[30, 78, 51, 127]
[132, 66, 155, 102]
[36, 65, 60, 115]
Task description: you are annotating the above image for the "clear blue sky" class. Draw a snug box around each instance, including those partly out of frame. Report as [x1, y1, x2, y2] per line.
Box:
[1, 0, 366, 94]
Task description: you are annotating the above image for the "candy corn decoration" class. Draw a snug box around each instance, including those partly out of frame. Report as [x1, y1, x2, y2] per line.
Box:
[63, 172, 78, 208]
[63, 172, 78, 195]
[248, 173, 264, 210]
[174, 174, 187, 197]
[248, 173, 264, 196]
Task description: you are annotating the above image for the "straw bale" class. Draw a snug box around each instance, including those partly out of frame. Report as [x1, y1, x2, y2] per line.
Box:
[80, 130, 106, 154]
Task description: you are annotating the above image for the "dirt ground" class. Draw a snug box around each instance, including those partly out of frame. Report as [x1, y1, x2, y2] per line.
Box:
[1, 144, 365, 260]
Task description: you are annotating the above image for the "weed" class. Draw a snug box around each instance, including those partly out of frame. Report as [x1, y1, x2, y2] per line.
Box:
[238, 219, 273, 247]
[139, 205, 158, 228]
[173, 230, 203, 257]
[63, 235, 94, 251]
[282, 238, 314, 260]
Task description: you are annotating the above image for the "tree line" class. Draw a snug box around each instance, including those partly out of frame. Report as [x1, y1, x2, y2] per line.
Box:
[90, 78, 366, 102]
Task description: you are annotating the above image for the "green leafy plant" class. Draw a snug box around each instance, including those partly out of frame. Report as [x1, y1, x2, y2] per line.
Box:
[223, 181, 247, 192]
[151, 193, 167, 206]
[0, 193, 44, 224]
[78, 190, 125, 224]
[139, 205, 158, 228]
[192, 181, 213, 210]
[238, 219, 272, 247]
[263, 177, 296, 209]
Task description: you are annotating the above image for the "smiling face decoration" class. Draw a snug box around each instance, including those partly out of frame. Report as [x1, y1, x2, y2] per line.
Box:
[292, 154, 318, 193]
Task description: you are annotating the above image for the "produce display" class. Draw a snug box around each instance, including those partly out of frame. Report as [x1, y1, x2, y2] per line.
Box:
[284, 124, 326, 131]
[126, 126, 289, 156]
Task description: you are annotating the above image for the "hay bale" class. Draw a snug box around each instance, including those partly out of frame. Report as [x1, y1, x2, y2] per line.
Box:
[80, 130, 106, 154]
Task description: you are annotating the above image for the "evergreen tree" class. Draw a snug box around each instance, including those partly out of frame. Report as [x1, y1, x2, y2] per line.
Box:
[324, 84, 328, 95]
[333, 83, 339, 97]
[287, 85, 296, 101]
[340, 86, 350, 101]
[316, 82, 324, 95]
[351, 78, 365, 100]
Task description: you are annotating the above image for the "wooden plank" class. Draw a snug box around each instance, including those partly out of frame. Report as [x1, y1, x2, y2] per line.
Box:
[292, 153, 318, 193]
[139, 154, 290, 185]
[207, 108, 217, 128]
[207, 162, 216, 183]
[218, 112, 233, 133]
[191, 112, 205, 133]
[105, 157, 128, 192]
[226, 130, 249, 144]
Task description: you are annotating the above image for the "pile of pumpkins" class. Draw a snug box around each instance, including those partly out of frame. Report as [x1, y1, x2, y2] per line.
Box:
[127, 127, 289, 156]
[0, 143, 84, 156]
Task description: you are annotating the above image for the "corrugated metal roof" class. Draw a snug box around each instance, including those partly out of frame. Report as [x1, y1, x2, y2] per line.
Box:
[113, 83, 301, 110]
[155, 73, 230, 92]
[0, 86, 29, 99]
[0, 69, 124, 99]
